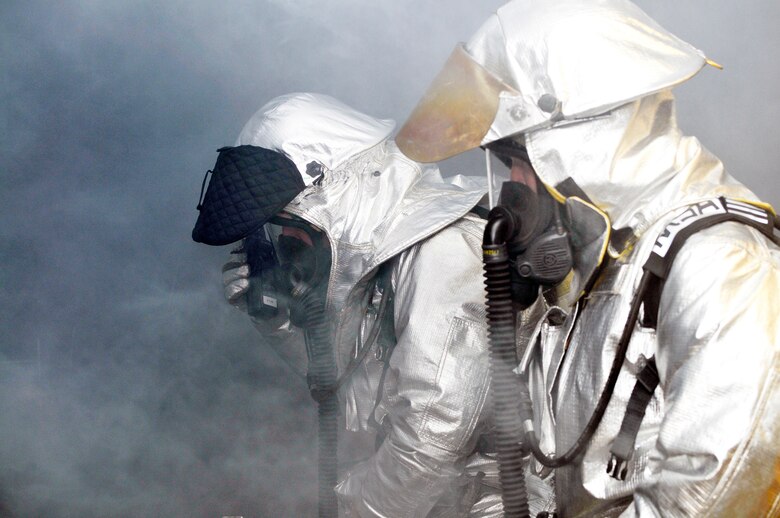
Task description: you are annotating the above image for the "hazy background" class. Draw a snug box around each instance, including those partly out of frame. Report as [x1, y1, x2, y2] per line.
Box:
[1, 1, 777, 516]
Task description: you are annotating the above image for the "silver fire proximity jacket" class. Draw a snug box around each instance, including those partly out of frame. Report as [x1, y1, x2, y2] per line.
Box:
[396, 1, 780, 516]
[525, 91, 780, 518]
[230, 93, 505, 516]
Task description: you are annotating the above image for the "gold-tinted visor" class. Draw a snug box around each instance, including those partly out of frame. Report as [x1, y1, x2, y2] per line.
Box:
[397, 44, 518, 163]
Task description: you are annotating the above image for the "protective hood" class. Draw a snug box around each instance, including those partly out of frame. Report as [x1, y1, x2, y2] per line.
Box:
[397, 0, 711, 163]
[286, 141, 486, 315]
[236, 93, 487, 368]
[236, 92, 395, 181]
[527, 90, 760, 235]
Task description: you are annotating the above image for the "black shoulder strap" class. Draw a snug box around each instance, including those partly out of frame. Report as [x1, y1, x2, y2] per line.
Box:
[641, 196, 777, 327]
[607, 356, 659, 480]
[608, 197, 777, 480]
[367, 268, 397, 449]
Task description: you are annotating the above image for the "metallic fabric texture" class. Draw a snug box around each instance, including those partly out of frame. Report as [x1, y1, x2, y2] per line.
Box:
[524, 68, 780, 518]
[235, 92, 395, 185]
[398, 0, 779, 514]
[235, 93, 535, 516]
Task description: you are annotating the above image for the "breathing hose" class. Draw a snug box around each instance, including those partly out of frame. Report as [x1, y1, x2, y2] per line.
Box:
[243, 218, 340, 517]
[300, 290, 339, 518]
[483, 208, 530, 518]
[521, 271, 652, 468]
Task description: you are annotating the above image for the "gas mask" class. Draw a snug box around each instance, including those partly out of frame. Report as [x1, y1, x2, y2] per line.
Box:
[236, 215, 332, 380]
[486, 139, 573, 308]
[242, 215, 332, 329]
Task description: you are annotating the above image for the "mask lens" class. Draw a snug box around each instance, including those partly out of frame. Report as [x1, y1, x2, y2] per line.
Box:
[486, 138, 534, 209]
[277, 235, 318, 288]
[266, 222, 284, 245]
[264, 222, 318, 286]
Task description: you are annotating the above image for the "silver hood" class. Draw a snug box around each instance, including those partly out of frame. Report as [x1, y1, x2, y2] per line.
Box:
[237, 92, 486, 365]
[527, 89, 762, 234]
[475, 0, 710, 145]
[236, 92, 395, 184]
[397, 0, 715, 163]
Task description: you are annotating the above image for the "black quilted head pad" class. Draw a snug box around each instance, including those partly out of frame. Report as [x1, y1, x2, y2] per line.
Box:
[192, 145, 305, 246]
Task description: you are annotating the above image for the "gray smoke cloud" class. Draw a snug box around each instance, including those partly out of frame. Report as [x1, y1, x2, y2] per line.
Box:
[0, 1, 777, 517]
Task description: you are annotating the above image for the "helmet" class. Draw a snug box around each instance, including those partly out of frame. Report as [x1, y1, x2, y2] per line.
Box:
[397, 0, 713, 163]
[193, 92, 396, 245]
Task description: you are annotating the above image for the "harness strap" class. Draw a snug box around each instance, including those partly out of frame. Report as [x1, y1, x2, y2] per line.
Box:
[607, 357, 659, 480]
[645, 197, 776, 279]
[367, 276, 397, 449]
[606, 197, 777, 480]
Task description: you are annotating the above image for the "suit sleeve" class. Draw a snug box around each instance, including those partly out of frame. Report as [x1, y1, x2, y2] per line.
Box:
[620, 223, 780, 517]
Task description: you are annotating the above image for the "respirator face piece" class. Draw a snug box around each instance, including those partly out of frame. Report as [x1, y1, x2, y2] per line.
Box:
[242, 216, 331, 328]
[488, 140, 573, 307]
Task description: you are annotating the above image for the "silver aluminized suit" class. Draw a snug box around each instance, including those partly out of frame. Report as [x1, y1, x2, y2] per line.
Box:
[226, 93, 523, 516]
[524, 91, 780, 518]
[396, 1, 780, 516]
[291, 155, 490, 517]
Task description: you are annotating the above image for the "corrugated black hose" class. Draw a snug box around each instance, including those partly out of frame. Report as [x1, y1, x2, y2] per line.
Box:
[483, 208, 530, 518]
[243, 221, 339, 517]
[523, 271, 653, 468]
[300, 290, 339, 518]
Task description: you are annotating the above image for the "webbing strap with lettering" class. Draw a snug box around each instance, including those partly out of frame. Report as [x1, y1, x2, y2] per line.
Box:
[644, 197, 775, 279]
[640, 197, 776, 329]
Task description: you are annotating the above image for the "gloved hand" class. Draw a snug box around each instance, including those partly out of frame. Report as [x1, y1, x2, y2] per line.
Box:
[222, 241, 250, 312]
[223, 240, 309, 380]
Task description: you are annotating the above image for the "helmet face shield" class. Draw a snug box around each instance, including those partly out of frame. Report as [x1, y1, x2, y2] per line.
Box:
[396, 44, 520, 163]
[398, 1, 710, 167]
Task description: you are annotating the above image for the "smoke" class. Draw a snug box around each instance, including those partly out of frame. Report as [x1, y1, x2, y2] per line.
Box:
[0, 0, 777, 516]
